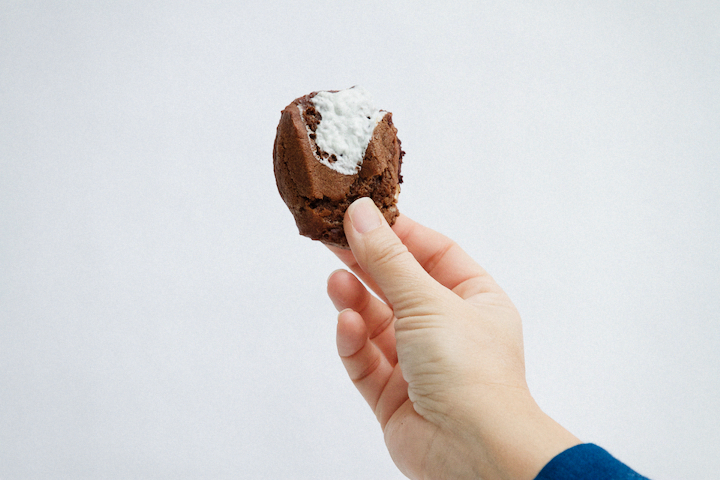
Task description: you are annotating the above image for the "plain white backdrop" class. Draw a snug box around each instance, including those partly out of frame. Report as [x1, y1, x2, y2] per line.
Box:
[1, 2, 719, 479]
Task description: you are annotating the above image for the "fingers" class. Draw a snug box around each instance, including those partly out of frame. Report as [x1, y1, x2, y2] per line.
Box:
[391, 215, 503, 298]
[337, 308, 406, 426]
[327, 269, 397, 364]
[329, 204, 502, 303]
[327, 245, 388, 303]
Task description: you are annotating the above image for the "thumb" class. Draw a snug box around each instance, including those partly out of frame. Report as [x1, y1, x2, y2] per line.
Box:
[344, 197, 447, 316]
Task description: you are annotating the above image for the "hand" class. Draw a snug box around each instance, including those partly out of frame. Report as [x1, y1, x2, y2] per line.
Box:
[327, 198, 580, 480]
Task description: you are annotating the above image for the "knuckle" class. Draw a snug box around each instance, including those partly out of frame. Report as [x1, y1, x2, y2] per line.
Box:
[368, 237, 411, 272]
[349, 354, 381, 383]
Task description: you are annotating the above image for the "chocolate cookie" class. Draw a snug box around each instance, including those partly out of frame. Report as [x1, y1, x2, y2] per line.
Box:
[273, 87, 403, 248]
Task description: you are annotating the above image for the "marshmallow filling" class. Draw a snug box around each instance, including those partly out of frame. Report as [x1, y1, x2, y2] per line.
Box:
[299, 87, 384, 175]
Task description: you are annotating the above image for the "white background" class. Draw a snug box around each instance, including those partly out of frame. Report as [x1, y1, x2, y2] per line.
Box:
[1, 2, 719, 479]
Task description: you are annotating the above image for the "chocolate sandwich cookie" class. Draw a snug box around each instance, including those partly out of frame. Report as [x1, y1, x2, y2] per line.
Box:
[273, 87, 403, 248]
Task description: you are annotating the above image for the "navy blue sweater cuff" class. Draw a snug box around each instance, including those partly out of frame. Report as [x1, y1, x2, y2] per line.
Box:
[534, 443, 649, 480]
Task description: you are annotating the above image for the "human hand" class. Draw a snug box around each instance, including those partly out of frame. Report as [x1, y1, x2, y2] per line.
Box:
[327, 197, 580, 480]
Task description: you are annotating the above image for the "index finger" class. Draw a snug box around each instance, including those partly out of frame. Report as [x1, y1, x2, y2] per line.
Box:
[329, 213, 502, 300]
[392, 214, 502, 298]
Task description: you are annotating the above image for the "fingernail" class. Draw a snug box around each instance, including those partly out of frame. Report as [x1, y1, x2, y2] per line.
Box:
[337, 307, 354, 323]
[349, 197, 382, 234]
[327, 268, 346, 284]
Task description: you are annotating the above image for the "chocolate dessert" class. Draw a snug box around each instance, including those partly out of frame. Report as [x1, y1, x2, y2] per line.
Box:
[273, 87, 403, 248]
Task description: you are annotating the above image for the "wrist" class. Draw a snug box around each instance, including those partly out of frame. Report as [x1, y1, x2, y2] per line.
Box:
[466, 392, 581, 480]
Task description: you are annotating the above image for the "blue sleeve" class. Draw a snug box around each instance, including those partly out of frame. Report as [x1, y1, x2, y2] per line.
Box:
[534, 443, 650, 480]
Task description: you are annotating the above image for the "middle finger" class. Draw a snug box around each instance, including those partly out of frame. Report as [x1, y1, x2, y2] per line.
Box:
[327, 269, 398, 365]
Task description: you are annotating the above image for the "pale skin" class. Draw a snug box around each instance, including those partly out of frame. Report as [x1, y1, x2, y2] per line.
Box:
[326, 197, 581, 480]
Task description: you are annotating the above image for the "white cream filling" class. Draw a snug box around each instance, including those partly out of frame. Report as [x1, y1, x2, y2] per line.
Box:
[300, 86, 384, 175]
